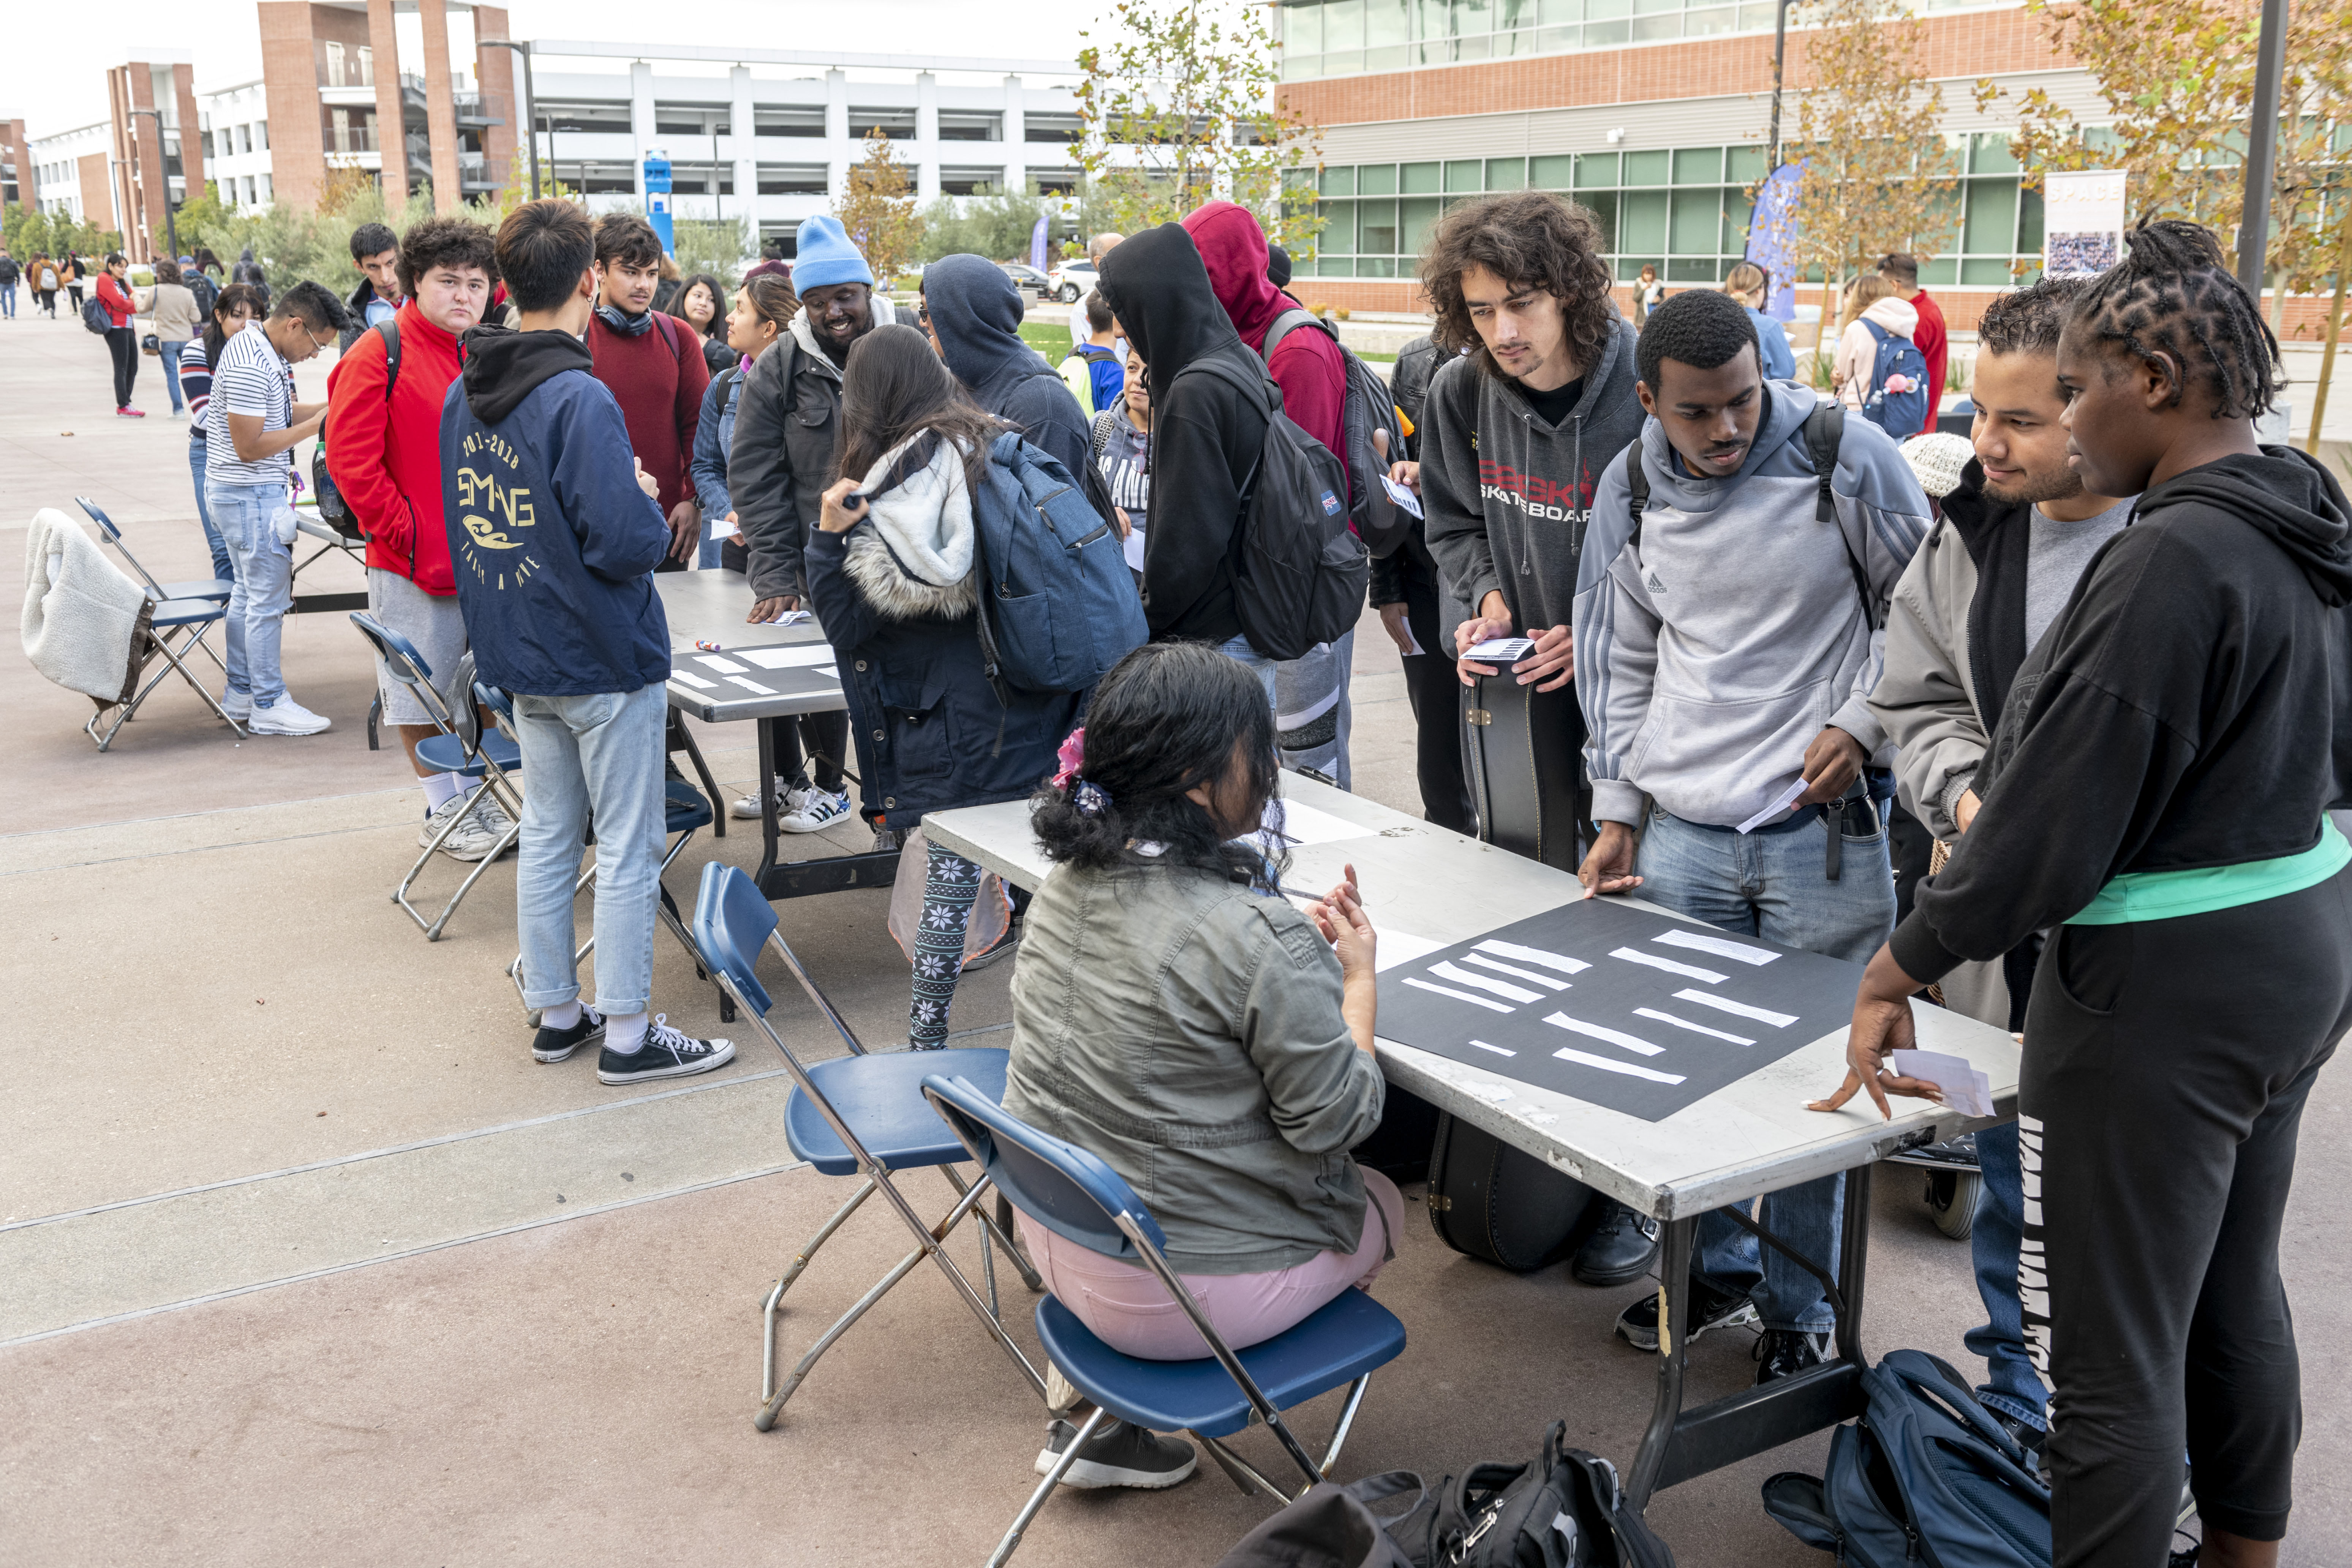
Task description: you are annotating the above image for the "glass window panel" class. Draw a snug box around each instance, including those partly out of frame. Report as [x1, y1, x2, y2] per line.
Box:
[1402, 195, 1443, 253]
[1402, 161, 1442, 193]
[1737, 2, 1778, 30]
[1586, 0, 1629, 14]
[1531, 154, 1575, 188]
[1497, 0, 1538, 29]
[1368, 0, 1412, 44]
[1417, 36, 1455, 62]
[1964, 176, 2018, 254]
[1414, 0, 1450, 38]
[1632, 0, 1679, 12]
[1961, 258, 2015, 285]
[1360, 199, 1400, 254]
[1540, 0, 1583, 21]
[1288, 3, 1323, 53]
[1452, 0, 1492, 32]
[1685, 6, 1736, 35]
[1970, 131, 2019, 175]
[1445, 158, 1483, 191]
[1575, 152, 1618, 187]
[1624, 149, 1669, 186]
[1725, 144, 1767, 183]
[1582, 18, 1630, 42]
[1367, 43, 1410, 68]
[1621, 189, 1668, 252]
[1668, 259, 1719, 281]
[1282, 53, 1323, 80]
[1456, 32, 1492, 57]
[1721, 189, 1754, 252]
[1917, 257, 1960, 286]
[1534, 25, 1577, 48]
[1617, 256, 1655, 281]
[1672, 147, 1721, 185]
[1359, 163, 1398, 195]
[1321, 165, 1356, 196]
[1326, 0, 1366, 46]
[2017, 186, 2044, 253]
[1322, 201, 1358, 253]
[1325, 47, 1365, 71]
[1319, 257, 1358, 278]
[1360, 257, 1397, 278]
[1486, 157, 1527, 190]
[1632, 11, 1681, 38]
[1670, 188, 1720, 253]
[1575, 190, 1617, 250]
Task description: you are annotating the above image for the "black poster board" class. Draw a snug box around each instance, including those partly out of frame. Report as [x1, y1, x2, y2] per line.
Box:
[1374, 899, 1866, 1122]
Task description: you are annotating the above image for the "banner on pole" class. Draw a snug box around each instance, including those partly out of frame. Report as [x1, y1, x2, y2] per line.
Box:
[1029, 214, 1050, 272]
[2042, 170, 2127, 277]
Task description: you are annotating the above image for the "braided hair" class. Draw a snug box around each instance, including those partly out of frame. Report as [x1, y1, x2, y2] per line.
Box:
[2068, 220, 2283, 420]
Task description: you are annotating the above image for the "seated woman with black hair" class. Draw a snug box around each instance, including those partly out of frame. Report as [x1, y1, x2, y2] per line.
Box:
[1001, 642, 1398, 1489]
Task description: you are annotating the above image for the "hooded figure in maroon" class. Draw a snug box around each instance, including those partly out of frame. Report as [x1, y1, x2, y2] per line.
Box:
[1181, 201, 1350, 491]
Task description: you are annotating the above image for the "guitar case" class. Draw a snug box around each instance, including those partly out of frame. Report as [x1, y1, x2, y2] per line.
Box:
[1461, 673, 1589, 873]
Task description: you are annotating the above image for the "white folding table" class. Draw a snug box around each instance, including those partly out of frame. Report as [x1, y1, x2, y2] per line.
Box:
[923, 775, 2022, 1513]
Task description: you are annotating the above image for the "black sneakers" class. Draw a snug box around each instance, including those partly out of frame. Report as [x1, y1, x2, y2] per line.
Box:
[1033, 1417, 1198, 1490]
[1614, 1277, 1758, 1351]
[1752, 1327, 1834, 1384]
[597, 1015, 737, 1085]
[1571, 1201, 1662, 1287]
[532, 1005, 607, 1063]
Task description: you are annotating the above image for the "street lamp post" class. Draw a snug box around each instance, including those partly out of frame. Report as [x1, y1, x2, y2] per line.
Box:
[2234, 0, 2289, 305]
[479, 38, 539, 201]
[125, 107, 179, 262]
[1768, 0, 1794, 171]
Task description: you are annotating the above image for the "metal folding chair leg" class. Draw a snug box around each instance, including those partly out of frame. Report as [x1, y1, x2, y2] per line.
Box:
[760, 1176, 880, 1410]
[86, 624, 243, 751]
[989, 1406, 1108, 1568]
[394, 791, 523, 941]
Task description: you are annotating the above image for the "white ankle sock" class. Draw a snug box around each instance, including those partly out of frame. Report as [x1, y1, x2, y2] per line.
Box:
[605, 1012, 649, 1053]
[541, 1001, 582, 1031]
[422, 771, 464, 810]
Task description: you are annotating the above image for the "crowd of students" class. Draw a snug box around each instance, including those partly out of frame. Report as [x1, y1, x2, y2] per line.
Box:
[147, 182, 2348, 1563]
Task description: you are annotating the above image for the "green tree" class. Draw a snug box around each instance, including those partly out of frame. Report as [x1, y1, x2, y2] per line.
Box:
[672, 217, 752, 292]
[1074, 0, 1321, 251]
[835, 128, 926, 284]
[1751, 0, 1962, 366]
[917, 181, 1063, 263]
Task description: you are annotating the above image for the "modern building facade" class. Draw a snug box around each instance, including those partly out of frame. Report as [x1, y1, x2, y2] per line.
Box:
[1276, 0, 2098, 329]
[104, 57, 208, 262]
[1, 118, 33, 212]
[26, 121, 117, 230]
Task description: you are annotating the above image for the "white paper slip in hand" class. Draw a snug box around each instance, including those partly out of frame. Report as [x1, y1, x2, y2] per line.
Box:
[1463, 636, 1537, 665]
[1890, 1050, 1996, 1119]
[1736, 777, 1810, 835]
[1381, 473, 1425, 520]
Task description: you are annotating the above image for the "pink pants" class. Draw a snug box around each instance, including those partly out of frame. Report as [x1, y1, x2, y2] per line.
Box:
[1018, 1169, 1405, 1361]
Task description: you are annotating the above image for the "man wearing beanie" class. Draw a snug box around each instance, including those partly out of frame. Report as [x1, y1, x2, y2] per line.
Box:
[726, 213, 896, 828]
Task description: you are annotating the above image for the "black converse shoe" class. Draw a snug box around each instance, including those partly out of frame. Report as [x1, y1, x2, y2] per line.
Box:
[598, 1014, 737, 1085]
[532, 1005, 606, 1063]
[1752, 1326, 1835, 1384]
[1614, 1277, 1758, 1351]
[1032, 1418, 1198, 1490]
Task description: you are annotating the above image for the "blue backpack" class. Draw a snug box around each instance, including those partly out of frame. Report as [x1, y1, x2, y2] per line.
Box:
[970, 430, 1148, 695]
[1859, 318, 1931, 438]
[1762, 1349, 2050, 1568]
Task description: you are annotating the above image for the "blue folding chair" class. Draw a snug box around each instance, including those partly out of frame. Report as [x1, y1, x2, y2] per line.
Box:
[72, 497, 242, 747]
[923, 1073, 1408, 1567]
[492, 681, 720, 1014]
[76, 496, 235, 608]
[691, 861, 1046, 1432]
[350, 613, 525, 940]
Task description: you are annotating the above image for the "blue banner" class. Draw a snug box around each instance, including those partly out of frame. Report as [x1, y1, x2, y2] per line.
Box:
[1744, 163, 1804, 322]
[644, 152, 675, 256]
[1030, 214, 1050, 272]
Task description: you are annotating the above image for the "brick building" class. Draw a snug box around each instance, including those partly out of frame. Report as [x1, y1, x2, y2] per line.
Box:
[103, 57, 207, 263]
[1276, 0, 2099, 332]
[1, 118, 33, 212]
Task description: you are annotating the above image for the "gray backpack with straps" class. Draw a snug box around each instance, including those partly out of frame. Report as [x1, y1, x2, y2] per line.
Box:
[1262, 307, 1413, 557]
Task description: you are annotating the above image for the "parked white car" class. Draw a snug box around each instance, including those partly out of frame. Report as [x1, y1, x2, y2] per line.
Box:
[1047, 261, 1099, 304]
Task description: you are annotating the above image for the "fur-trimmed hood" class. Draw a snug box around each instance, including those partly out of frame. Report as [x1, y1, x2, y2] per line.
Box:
[841, 433, 981, 621]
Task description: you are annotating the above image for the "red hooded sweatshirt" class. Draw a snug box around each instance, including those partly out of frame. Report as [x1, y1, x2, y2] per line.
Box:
[1181, 201, 1349, 490]
[325, 299, 466, 594]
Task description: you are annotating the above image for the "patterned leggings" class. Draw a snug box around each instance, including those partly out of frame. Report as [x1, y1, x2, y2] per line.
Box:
[910, 841, 983, 1048]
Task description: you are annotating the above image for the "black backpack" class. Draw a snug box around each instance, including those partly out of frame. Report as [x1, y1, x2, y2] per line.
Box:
[1177, 354, 1368, 663]
[1391, 1423, 1676, 1568]
[187, 270, 219, 321]
[1261, 307, 1413, 556]
[313, 319, 401, 543]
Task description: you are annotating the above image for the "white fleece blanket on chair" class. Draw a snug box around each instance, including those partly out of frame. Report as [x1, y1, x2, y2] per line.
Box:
[21, 507, 148, 705]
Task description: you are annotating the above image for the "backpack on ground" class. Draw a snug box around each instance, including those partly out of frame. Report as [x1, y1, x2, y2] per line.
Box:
[1858, 319, 1931, 438]
[1176, 355, 1368, 663]
[1262, 307, 1413, 556]
[313, 319, 402, 544]
[81, 295, 111, 335]
[969, 429, 1147, 696]
[1425, 1111, 1603, 1271]
[1761, 1349, 2050, 1568]
[1211, 1472, 1426, 1568]
[1391, 1422, 1675, 1568]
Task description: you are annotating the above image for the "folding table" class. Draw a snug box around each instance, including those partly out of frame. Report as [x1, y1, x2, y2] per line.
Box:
[922, 775, 2023, 1519]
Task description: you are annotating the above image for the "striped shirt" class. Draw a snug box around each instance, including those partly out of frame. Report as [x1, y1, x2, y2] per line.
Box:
[205, 324, 298, 487]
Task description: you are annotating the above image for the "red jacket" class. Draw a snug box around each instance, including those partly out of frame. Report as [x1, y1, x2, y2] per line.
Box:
[1908, 288, 1949, 436]
[95, 272, 139, 328]
[1182, 200, 1349, 490]
[325, 300, 466, 593]
[586, 310, 709, 512]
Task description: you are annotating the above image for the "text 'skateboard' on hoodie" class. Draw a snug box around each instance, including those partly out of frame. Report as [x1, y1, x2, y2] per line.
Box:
[1095, 222, 1271, 646]
[1574, 377, 1934, 831]
[439, 325, 674, 699]
[1419, 314, 1643, 640]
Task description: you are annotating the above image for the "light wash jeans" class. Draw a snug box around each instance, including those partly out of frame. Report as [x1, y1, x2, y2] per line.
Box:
[189, 438, 236, 586]
[206, 478, 292, 705]
[158, 341, 186, 412]
[513, 683, 669, 1019]
[0, 282, 15, 318]
[1214, 633, 1280, 708]
[1969, 1121, 2048, 1429]
[1633, 801, 1897, 1331]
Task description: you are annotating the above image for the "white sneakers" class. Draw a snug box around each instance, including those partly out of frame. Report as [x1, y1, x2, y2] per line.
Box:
[222, 690, 252, 723]
[419, 789, 515, 861]
[246, 695, 332, 735]
[730, 778, 853, 833]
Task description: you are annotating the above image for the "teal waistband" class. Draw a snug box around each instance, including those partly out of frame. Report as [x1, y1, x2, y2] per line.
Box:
[2065, 821, 2352, 926]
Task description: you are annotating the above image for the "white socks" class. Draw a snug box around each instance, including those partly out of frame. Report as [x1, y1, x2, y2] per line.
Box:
[605, 1012, 649, 1054]
[422, 771, 465, 811]
[541, 1001, 582, 1031]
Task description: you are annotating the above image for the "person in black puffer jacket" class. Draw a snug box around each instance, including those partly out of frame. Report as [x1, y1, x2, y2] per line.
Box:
[803, 325, 1083, 1047]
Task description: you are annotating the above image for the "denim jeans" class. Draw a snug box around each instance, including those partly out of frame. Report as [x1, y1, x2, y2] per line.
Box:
[206, 479, 292, 705]
[513, 683, 669, 1019]
[1968, 1120, 2049, 1429]
[1634, 802, 1897, 1330]
[158, 341, 186, 412]
[189, 438, 236, 586]
[0, 282, 15, 318]
[1215, 633, 1280, 709]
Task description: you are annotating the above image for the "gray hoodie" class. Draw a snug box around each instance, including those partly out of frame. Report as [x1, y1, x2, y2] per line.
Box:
[1574, 378, 1932, 830]
[1421, 315, 1644, 635]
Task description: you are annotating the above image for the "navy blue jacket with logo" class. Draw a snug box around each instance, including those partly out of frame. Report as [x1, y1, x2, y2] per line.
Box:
[439, 326, 673, 697]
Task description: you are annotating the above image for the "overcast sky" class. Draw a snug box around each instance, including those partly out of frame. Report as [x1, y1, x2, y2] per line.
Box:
[2, 0, 1110, 136]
